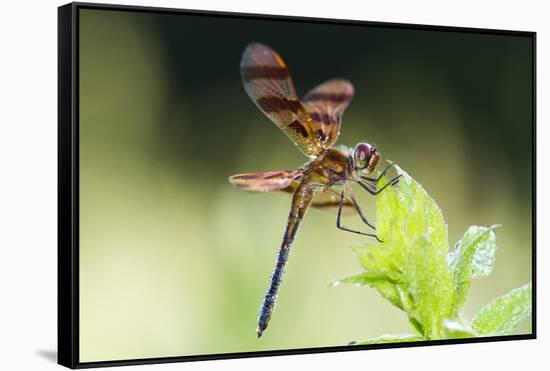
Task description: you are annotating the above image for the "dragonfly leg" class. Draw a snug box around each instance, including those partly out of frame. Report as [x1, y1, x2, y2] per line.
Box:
[336, 191, 383, 243]
[358, 174, 402, 196]
[360, 161, 397, 183]
[349, 193, 376, 230]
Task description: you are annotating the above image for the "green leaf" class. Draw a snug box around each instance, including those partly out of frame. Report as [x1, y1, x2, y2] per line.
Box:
[334, 164, 525, 344]
[375, 166, 449, 255]
[408, 318, 425, 336]
[442, 319, 476, 339]
[382, 166, 454, 339]
[449, 225, 499, 312]
[336, 165, 455, 339]
[349, 333, 424, 345]
[351, 244, 403, 277]
[472, 283, 532, 336]
[404, 236, 454, 339]
[331, 241, 410, 311]
[333, 271, 405, 310]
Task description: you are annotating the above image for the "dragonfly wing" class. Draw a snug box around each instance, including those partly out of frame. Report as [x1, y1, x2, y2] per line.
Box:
[241, 43, 323, 157]
[282, 182, 356, 215]
[311, 187, 356, 214]
[302, 79, 355, 148]
[229, 169, 303, 192]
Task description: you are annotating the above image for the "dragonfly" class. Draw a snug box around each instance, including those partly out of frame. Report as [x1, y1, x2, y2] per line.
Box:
[229, 43, 401, 338]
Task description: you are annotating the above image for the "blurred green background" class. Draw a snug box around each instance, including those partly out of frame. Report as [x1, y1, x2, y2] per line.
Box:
[78, 8, 533, 362]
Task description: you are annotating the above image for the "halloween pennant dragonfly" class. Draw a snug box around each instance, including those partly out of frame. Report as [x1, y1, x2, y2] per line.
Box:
[229, 43, 401, 338]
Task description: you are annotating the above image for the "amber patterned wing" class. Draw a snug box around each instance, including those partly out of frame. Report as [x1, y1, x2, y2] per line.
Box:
[311, 188, 356, 214]
[241, 43, 323, 157]
[302, 79, 355, 149]
[282, 182, 356, 214]
[229, 169, 304, 192]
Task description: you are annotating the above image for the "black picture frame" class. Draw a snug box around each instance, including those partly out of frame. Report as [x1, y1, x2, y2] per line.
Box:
[58, 2, 537, 368]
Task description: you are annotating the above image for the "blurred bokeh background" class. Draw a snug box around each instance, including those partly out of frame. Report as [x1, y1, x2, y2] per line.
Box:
[78, 8, 533, 362]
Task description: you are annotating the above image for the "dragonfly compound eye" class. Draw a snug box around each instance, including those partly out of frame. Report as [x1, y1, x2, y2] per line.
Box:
[353, 143, 372, 170]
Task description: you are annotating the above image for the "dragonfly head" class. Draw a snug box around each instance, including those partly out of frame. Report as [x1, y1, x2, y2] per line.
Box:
[351, 142, 380, 174]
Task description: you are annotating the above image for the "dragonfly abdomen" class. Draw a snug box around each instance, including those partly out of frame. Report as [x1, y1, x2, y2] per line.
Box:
[257, 244, 290, 337]
[256, 183, 314, 337]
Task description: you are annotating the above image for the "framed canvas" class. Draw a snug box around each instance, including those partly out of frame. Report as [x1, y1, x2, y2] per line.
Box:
[58, 2, 536, 368]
